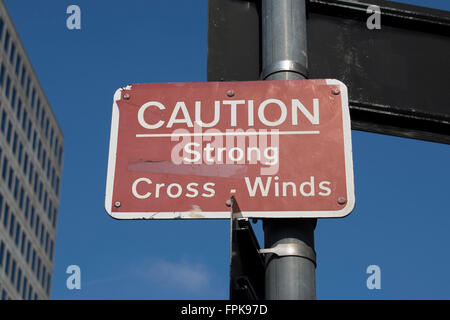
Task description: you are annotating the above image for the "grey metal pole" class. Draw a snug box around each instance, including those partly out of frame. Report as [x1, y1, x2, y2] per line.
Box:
[261, 0, 317, 300]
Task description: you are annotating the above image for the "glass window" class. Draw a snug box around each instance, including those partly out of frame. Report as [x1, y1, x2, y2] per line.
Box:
[14, 176, 19, 199]
[26, 77, 30, 97]
[18, 142, 23, 164]
[39, 181, 43, 202]
[38, 140, 42, 159]
[32, 130, 37, 149]
[48, 200, 52, 219]
[30, 206, 35, 228]
[42, 150, 46, 169]
[15, 223, 20, 245]
[58, 146, 63, 165]
[8, 167, 13, 190]
[28, 163, 33, 184]
[52, 208, 57, 228]
[36, 99, 41, 118]
[1, 157, 7, 179]
[11, 87, 17, 107]
[22, 277, 28, 299]
[15, 54, 21, 75]
[9, 213, 15, 236]
[28, 284, 33, 300]
[19, 187, 24, 209]
[2, 203, 9, 227]
[45, 232, 49, 253]
[0, 18, 4, 39]
[47, 159, 50, 178]
[11, 259, 16, 283]
[5, 250, 10, 274]
[6, 120, 12, 143]
[56, 177, 60, 196]
[0, 63, 5, 86]
[23, 153, 29, 175]
[31, 249, 36, 271]
[46, 275, 51, 295]
[17, 98, 22, 120]
[0, 241, 4, 266]
[40, 224, 44, 245]
[45, 118, 49, 137]
[27, 120, 32, 140]
[24, 196, 29, 218]
[54, 138, 59, 156]
[5, 75, 11, 98]
[26, 241, 31, 263]
[31, 88, 36, 107]
[16, 268, 22, 291]
[49, 240, 54, 261]
[40, 109, 45, 128]
[22, 108, 27, 129]
[21, 65, 26, 86]
[51, 167, 55, 187]
[12, 132, 17, 153]
[50, 127, 54, 148]
[9, 42, 15, 63]
[34, 173, 38, 193]
[37, 258, 41, 278]
[41, 266, 46, 286]
[21, 232, 26, 254]
[3, 30, 9, 51]
[1, 110, 6, 132]
[35, 215, 40, 237]
[43, 191, 48, 210]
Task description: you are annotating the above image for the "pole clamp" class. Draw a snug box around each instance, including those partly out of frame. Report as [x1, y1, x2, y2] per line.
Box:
[260, 60, 308, 80]
[259, 243, 316, 266]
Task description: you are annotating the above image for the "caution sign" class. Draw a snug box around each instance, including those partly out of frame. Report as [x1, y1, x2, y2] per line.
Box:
[105, 79, 355, 219]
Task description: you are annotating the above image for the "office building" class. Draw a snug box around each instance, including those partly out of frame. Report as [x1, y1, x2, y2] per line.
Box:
[0, 1, 63, 300]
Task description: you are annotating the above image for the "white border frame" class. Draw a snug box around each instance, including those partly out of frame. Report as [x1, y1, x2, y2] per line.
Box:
[105, 80, 355, 219]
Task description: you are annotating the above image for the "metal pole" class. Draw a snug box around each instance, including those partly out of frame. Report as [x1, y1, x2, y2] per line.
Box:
[261, 0, 317, 300]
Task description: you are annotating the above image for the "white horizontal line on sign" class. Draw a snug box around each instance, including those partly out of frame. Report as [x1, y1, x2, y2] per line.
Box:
[135, 131, 320, 138]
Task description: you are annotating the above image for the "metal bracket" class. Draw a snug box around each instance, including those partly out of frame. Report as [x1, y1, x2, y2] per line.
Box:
[259, 243, 316, 266]
[229, 196, 265, 300]
[260, 60, 308, 80]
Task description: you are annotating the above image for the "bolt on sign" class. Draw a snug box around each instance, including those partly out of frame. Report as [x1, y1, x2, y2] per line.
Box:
[105, 79, 355, 219]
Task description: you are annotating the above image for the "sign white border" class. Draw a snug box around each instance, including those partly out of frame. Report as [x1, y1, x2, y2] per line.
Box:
[105, 80, 355, 219]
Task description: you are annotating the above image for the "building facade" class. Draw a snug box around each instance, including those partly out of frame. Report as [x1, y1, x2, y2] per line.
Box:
[0, 1, 63, 299]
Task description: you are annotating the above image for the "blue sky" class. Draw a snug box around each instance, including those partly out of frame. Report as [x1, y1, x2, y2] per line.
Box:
[3, 0, 450, 299]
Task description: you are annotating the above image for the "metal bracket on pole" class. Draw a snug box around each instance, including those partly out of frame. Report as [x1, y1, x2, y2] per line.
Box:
[259, 243, 316, 266]
[229, 196, 265, 300]
[229, 196, 243, 220]
[260, 60, 308, 80]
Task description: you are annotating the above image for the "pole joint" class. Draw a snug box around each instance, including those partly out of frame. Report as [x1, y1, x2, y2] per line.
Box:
[260, 60, 308, 80]
[259, 242, 316, 267]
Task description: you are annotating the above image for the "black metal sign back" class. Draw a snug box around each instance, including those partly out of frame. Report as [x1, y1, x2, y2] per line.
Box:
[208, 0, 450, 144]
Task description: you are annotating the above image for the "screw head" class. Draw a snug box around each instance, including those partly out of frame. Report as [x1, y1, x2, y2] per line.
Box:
[337, 197, 347, 205]
[226, 90, 235, 97]
[332, 88, 340, 95]
[123, 93, 130, 100]
[114, 201, 121, 208]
